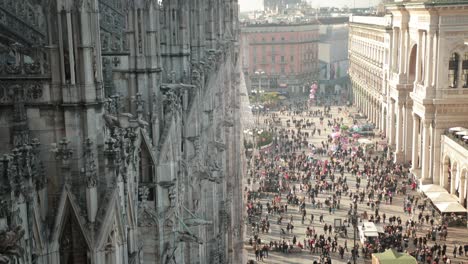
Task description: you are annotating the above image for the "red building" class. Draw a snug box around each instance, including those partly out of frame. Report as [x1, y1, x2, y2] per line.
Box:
[241, 22, 319, 94]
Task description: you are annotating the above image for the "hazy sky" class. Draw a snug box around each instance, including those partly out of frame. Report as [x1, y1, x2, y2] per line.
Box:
[239, 0, 381, 12]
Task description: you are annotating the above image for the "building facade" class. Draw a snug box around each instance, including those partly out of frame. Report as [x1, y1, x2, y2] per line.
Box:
[0, 0, 245, 264]
[349, 15, 393, 132]
[318, 18, 350, 102]
[349, 0, 468, 207]
[241, 22, 319, 94]
[264, 0, 302, 13]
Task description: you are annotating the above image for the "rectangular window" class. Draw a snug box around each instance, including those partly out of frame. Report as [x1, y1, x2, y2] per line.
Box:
[463, 52, 468, 88]
[449, 53, 459, 88]
[272, 56, 275, 63]
[290, 55, 294, 62]
[281, 66, 285, 74]
[281, 56, 285, 63]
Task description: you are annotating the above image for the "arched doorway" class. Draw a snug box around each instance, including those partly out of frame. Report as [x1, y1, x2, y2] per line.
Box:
[408, 45, 418, 83]
[442, 155, 451, 192]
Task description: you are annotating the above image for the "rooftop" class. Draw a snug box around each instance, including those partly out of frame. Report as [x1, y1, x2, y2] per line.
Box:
[349, 15, 392, 27]
[389, 0, 468, 6]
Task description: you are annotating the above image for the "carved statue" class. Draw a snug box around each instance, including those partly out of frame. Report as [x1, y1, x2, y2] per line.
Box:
[0, 226, 25, 264]
[186, 136, 200, 162]
[23, 62, 41, 75]
[52, 138, 73, 167]
[210, 140, 226, 152]
[0, 200, 9, 219]
[138, 186, 150, 202]
[169, 71, 176, 84]
[162, 90, 182, 115]
[174, 230, 203, 245]
[83, 138, 97, 188]
[161, 242, 177, 264]
[134, 92, 145, 117]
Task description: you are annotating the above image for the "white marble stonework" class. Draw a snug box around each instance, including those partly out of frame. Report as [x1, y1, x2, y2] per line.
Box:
[349, 0, 468, 207]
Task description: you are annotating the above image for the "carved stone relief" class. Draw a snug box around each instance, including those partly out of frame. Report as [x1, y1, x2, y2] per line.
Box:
[0, 82, 44, 104]
[99, 0, 128, 54]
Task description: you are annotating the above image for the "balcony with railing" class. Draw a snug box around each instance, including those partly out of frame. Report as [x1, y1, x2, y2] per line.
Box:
[444, 129, 468, 152]
[435, 87, 468, 99]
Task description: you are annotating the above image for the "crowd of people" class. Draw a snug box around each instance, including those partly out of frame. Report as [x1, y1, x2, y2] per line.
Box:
[245, 102, 467, 264]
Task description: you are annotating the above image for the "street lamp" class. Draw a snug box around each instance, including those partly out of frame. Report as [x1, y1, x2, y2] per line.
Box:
[254, 70, 265, 125]
[351, 206, 359, 264]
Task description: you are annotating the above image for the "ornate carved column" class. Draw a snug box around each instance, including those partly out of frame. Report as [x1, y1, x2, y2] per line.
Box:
[79, 5, 96, 101]
[431, 127, 443, 185]
[53, 138, 74, 184]
[66, 11, 76, 85]
[398, 27, 406, 75]
[403, 104, 413, 162]
[392, 27, 398, 72]
[413, 30, 421, 84]
[450, 165, 458, 194]
[83, 138, 98, 223]
[395, 102, 404, 162]
[381, 104, 386, 134]
[388, 100, 395, 146]
[424, 30, 435, 89]
[411, 112, 420, 172]
[460, 174, 467, 205]
[421, 120, 431, 183]
[374, 105, 379, 129]
[431, 32, 438, 86]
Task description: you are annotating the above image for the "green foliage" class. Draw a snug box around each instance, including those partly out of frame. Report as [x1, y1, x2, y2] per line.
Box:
[256, 131, 273, 147]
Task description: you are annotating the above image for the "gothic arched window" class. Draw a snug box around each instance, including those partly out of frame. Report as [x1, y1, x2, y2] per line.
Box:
[449, 53, 460, 88]
[463, 52, 468, 88]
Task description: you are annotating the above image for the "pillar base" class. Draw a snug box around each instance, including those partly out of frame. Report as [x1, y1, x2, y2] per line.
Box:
[419, 177, 433, 186]
[394, 151, 405, 164]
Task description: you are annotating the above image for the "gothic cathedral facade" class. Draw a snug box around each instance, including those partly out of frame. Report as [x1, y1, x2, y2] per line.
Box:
[0, 0, 244, 263]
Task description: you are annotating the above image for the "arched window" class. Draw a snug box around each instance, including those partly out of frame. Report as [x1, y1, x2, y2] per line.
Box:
[449, 53, 460, 88]
[463, 52, 468, 88]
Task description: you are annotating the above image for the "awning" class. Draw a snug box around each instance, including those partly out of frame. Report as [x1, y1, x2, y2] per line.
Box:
[373, 249, 417, 264]
[426, 192, 459, 203]
[449, 127, 466, 132]
[434, 202, 467, 213]
[455, 130, 468, 136]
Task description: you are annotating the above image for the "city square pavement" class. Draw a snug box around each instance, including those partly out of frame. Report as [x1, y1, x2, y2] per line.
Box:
[243, 104, 468, 264]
